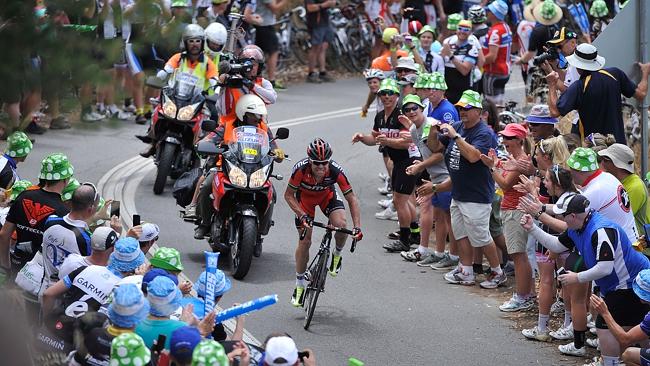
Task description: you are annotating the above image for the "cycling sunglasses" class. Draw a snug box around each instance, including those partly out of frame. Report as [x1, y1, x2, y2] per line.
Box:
[402, 105, 420, 113]
[458, 26, 472, 33]
[186, 39, 203, 44]
[81, 181, 100, 205]
[378, 90, 397, 96]
[502, 135, 519, 141]
[310, 159, 329, 166]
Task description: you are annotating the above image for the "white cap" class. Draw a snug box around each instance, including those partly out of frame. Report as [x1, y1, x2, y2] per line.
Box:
[139, 223, 160, 242]
[264, 336, 299, 366]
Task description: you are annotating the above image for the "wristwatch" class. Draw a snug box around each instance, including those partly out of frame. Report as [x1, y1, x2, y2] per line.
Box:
[534, 210, 543, 220]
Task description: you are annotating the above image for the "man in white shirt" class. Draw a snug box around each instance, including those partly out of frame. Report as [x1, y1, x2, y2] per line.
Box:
[59, 226, 118, 280]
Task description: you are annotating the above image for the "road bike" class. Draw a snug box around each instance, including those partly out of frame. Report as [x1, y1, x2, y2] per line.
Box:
[275, 6, 311, 71]
[302, 221, 357, 330]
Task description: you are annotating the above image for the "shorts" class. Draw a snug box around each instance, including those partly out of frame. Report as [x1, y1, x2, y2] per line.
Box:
[126, 43, 162, 75]
[489, 194, 503, 237]
[502, 209, 528, 254]
[309, 25, 334, 46]
[391, 159, 419, 195]
[294, 190, 345, 221]
[595, 289, 649, 328]
[255, 25, 280, 54]
[450, 199, 493, 247]
[482, 73, 510, 97]
[431, 191, 452, 210]
[640, 348, 650, 366]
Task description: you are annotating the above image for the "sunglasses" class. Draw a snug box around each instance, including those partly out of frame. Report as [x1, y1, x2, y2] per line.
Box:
[187, 39, 202, 44]
[378, 90, 397, 96]
[402, 106, 420, 113]
[502, 135, 519, 140]
[310, 160, 329, 166]
[458, 26, 472, 33]
[81, 181, 100, 205]
[395, 68, 410, 74]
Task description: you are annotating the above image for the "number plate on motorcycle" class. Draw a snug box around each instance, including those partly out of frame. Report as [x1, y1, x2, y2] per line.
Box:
[243, 147, 258, 156]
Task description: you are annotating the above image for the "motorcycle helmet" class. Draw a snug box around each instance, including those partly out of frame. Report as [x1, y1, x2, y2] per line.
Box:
[468, 5, 487, 24]
[205, 22, 227, 51]
[235, 94, 267, 122]
[182, 24, 205, 52]
[307, 138, 332, 161]
[239, 44, 265, 76]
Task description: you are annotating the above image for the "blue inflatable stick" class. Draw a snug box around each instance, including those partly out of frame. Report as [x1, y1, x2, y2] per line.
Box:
[204, 251, 220, 317]
[216, 294, 278, 323]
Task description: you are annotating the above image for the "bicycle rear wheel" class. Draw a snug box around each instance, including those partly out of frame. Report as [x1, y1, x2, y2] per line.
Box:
[304, 250, 328, 330]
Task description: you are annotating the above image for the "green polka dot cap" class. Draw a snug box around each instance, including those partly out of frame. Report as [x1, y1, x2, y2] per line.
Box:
[10, 180, 33, 201]
[5, 131, 33, 158]
[39, 153, 74, 181]
[61, 178, 80, 201]
[191, 340, 229, 366]
[447, 13, 463, 31]
[567, 147, 599, 172]
[430, 71, 448, 91]
[150, 247, 184, 271]
[110, 333, 151, 366]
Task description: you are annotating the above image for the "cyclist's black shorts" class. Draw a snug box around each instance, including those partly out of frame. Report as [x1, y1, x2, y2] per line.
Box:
[255, 25, 280, 54]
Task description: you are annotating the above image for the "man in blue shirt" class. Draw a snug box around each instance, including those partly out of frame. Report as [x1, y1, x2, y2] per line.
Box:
[426, 72, 461, 125]
[428, 90, 505, 289]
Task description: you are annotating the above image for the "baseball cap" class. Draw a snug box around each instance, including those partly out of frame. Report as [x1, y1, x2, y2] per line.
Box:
[91, 227, 119, 251]
[457, 20, 472, 30]
[264, 336, 299, 366]
[567, 147, 599, 172]
[552, 193, 590, 216]
[138, 223, 160, 242]
[597, 143, 635, 173]
[499, 123, 528, 139]
[170, 326, 202, 365]
[547, 27, 578, 44]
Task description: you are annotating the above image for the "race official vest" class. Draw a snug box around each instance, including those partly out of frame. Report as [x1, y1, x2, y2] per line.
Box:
[174, 54, 210, 95]
[220, 78, 265, 127]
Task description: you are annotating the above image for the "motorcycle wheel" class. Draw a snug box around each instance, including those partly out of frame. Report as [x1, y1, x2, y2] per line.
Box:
[231, 216, 256, 280]
[153, 142, 176, 195]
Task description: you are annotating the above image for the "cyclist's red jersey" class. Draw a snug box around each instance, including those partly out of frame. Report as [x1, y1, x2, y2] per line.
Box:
[288, 158, 353, 217]
[482, 21, 512, 76]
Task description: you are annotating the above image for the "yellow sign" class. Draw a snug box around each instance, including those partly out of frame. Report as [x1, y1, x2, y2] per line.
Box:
[243, 148, 258, 156]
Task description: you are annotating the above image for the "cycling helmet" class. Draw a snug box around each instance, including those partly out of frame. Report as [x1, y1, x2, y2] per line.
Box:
[363, 68, 386, 81]
[235, 94, 267, 121]
[407, 20, 423, 36]
[468, 5, 487, 24]
[205, 22, 227, 50]
[589, 0, 609, 18]
[182, 24, 205, 51]
[307, 138, 332, 161]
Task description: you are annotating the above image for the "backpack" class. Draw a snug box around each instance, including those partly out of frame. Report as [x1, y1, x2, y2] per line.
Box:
[172, 168, 202, 207]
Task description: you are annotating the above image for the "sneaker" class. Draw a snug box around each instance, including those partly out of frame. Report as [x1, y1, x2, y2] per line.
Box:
[585, 338, 599, 349]
[306, 73, 322, 83]
[82, 111, 105, 122]
[25, 121, 47, 134]
[106, 104, 123, 119]
[117, 110, 135, 120]
[49, 116, 71, 130]
[502, 261, 515, 276]
[378, 180, 392, 195]
[124, 104, 137, 113]
[328, 254, 342, 277]
[272, 80, 287, 90]
[183, 204, 197, 220]
[479, 271, 507, 289]
[522, 326, 551, 342]
[499, 294, 533, 312]
[383, 240, 410, 253]
[431, 253, 459, 270]
[291, 286, 305, 307]
[550, 299, 565, 315]
[378, 172, 389, 181]
[444, 267, 475, 285]
[387, 231, 400, 240]
[550, 324, 574, 340]
[417, 253, 444, 267]
[586, 313, 595, 330]
[558, 342, 586, 357]
[194, 225, 209, 240]
[319, 73, 335, 82]
[375, 206, 398, 221]
[400, 248, 424, 262]
[135, 114, 147, 125]
[378, 198, 392, 209]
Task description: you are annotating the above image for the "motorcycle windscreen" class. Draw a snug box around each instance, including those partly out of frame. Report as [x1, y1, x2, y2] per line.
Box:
[170, 71, 201, 100]
[229, 126, 270, 164]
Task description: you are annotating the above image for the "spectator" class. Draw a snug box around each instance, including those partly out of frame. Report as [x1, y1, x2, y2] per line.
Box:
[585, 133, 616, 154]
[207, 0, 231, 27]
[425, 72, 460, 124]
[547, 44, 650, 143]
[589, 0, 612, 40]
[428, 90, 505, 288]
[0, 180, 32, 227]
[361, 69, 386, 117]
[110, 333, 151, 366]
[517, 0, 562, 66]
[108, 237, 147, 277]
[59, 226, 119, 279]
[138, 222, 161, 253]
[482, 0, 512, 105]
[540, 27, 579, 91]
[61, 178, 81, 203]
[0, 131, 33, 189]
[191, 339, 229, 366]
[135, 276, 187, 349]
[264, 336, 316, 366]
[371, 27, 410, 73]
[440, 19, 481, 103]
[254, 0, 290, 89]
[169, 326, 203, 366]
[304, 0, 336, 83]
[516, 3, 535, 85]
[417, 25, 444, 74]
[598, 144, 650, 235]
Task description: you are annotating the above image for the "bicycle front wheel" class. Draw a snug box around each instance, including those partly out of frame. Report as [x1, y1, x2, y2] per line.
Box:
[304, 250, 328, 330]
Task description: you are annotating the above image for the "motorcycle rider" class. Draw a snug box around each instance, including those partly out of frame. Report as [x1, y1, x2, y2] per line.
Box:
[140, 24, 219, 158]
[204, 22, 228, 67]
[193, 94, 285, 252]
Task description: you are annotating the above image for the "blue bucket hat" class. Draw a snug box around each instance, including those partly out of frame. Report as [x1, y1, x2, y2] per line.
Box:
[108, 283, 150, 328]
[195, 270, 231, 299]
[170, 326, 202, 365]
[142, 268, 179, 295]
[108, 238, 146, 274]
[633, 269, 650, 303]
[147, 276, 183, 317]
[486, 0, 508, 21]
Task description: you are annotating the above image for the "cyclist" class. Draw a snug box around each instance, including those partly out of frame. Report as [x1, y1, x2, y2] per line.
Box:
[284, 138, 362, 307]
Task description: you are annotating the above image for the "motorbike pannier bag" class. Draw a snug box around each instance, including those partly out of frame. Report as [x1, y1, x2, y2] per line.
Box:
[173, 167, 202, 207]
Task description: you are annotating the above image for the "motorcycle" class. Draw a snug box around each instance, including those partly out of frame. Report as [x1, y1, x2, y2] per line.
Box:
[146, 76, 207, 195]
[196, 122, 289, 279]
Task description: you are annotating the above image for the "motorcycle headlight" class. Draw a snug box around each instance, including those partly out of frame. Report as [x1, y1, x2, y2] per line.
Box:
[227, 164, 248, 188]
[249, 166, 269, 188]
[162, 99, 177, 118]
[177, 102, 200, 121]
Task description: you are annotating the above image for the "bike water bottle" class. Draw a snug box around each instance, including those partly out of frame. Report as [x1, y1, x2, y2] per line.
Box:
[348, 358, 364, 366]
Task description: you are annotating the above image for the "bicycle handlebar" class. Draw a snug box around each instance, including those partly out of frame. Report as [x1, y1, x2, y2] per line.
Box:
[300, 221, 358, 253]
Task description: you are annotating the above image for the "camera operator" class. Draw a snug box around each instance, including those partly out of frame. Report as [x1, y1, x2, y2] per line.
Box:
[537, 27, 578, 92]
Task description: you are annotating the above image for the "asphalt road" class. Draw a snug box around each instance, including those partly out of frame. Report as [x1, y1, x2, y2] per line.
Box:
[16, 74, 577, 365]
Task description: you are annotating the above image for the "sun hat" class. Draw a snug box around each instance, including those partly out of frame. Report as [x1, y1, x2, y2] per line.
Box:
[455, 90, 482, 109]
[395, 57, 419, 72]
[552, 193, 590, 216]
[264, 336, 299, 366]
[5, 131, 33, 158]
[39, 153, 74, 181]
[110, 333, 151, 366]
[590, 0, 609, 18]
[486, 0, 509, 21]
[414, 73, 433, 89]
[567, 147, 599, 172]
[526, 104, 558, 124]
[417, 24, 436, 37]
[147, 276, 183, 317]
[9, 179, 33, 201]
[401, 94, 425, 109]
[195, 269, 232, 299]
[150, 247, 184, 272]
[142, 268, 179, 295]
[524, 0, 542, 21]
[191, 340, 229, 366]
[382, 27, 399, 44]
[547, 27, 578, 44]
[171, 0, 188, 7]
[107, 283, 150, 329]
[597, 143, 635, 174]
[532, 0, 563, 25]
[61, 178, 80, 201]
[633, 270, 650, 303]
[499, 123, 529, 139]
[170, 326, 203, 365]
[398, 73, 419, 86]
[378, 78, 400, 94]
[91, 226, 119, 251]
[138, 222, 160, 242]
[429, 71, 447, 90]
[447, 13, 463, 31]
[108, 237, 146, 273]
